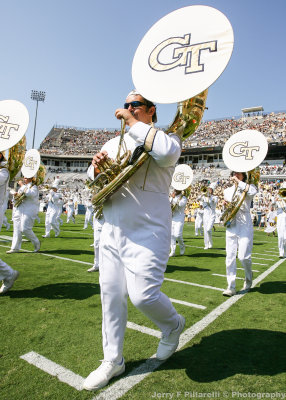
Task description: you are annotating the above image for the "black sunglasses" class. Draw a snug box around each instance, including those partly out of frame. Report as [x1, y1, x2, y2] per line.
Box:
[124, 101, 147, 109]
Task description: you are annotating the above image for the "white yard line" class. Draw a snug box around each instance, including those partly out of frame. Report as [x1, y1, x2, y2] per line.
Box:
[93, 258, 285, 400]
[170, 298, 206, 310]
[212, 273, 244, 280]
[0, 244, 93, 266]
[126, 322, 161, 338]
[164, 277, 224, 292]
[252, 262, 268, 266]
[20, 352, 84, 391]
[237, 268, 260, 272]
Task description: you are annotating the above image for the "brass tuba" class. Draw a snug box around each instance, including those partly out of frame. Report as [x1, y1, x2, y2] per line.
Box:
[89, 5, 234, 217]
[278, 187, 286, 198]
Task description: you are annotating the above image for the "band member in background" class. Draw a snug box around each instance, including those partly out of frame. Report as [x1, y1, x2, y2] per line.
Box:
[222, 171, 258, 297]
[42, 184, 61, 238]
[83, 191, 94, 230]
[264, 205, 276, 237]
[169, 189, 187, 256]
[83, 90, 185, 392]
[200, 183, 217, 249]
[194, 203, 204, 236]
[0, 152, 19, 293]
[274, 182, 286, 258]
[7, 176, 41, 253]
[66, 198, 75, 224]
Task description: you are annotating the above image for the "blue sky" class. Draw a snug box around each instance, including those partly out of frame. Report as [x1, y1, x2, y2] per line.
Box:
[1, 0, 286, 149]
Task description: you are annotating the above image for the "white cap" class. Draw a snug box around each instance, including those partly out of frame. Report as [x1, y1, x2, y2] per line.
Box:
[209, 182, 217, 190]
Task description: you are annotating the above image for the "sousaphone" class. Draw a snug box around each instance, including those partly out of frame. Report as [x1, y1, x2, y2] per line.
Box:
[0, 99, 29, 180]
[221, 129, 268, 226]
[90, 5, 234, 216]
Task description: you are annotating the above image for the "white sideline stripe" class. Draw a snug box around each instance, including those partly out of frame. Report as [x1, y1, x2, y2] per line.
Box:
[93, 258, 285, 400]
[212, 273, 244, 280]
[127, 322, 161, 338]
[62, 229, 94, 237]
[20, 351, 84, 391]
[0, 244, 93, 266]
[252, 262, 268, 266]
[164, 277, 224, 292]
[170, 298, 206, 310]
[0, 235, 28, 242]
[237, 268, 260, 273]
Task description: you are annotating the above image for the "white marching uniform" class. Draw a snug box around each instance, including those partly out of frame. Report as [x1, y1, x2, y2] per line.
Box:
[194, 207, 204, 236]
[83, 198, 94, 229]
[0, 164, 16, 283]
[66, 200, 75, 223]
[11, 183, 40, 251]
[96, 121, 181, 363]
[275, 199, 286, 257]
[224, 181, 258, 290]
[169, 194, 187, 256]
[201, 194, 217, 248]
[44, 190, 61, 237]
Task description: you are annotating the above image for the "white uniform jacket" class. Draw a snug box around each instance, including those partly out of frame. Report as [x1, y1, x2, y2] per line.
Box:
[0, 165, 9, 230]
[224, 181, 258, 235]
[17, 183, 39, 218]
[170, 195, 187, 223]
[93, 121, 181, 273]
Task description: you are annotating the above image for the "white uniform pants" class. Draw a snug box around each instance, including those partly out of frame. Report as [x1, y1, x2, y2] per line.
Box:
[203, 211, 215, 248]
[100, 222, 179, 364]
[195, 217, 203, 236]
[11, 212, 40, 251]
[84, 207, 93, 229]
[277, 214, 286, 257]
[45, 210, 60, 236]
[170, 220, 185, 254]
[66, 210, 75, 223]
[225, 230, 253, 290]
[0, 259, 14, 281]
[93, 216, 103, 268]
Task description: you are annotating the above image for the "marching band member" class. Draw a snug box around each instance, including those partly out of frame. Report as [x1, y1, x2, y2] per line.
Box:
[83, 90, 185, 392]
[0, 152, 19, 293]
[200, 183, 218, 249]
[264, 205, 276, 237]
[7, 176, 41, 253]
[222, 171, 258, 297]
[169, 189, 187, 256]
[42, 184, 61, 238]
[83, 191, 94, 230]
[66, 198, 75, 224]
[194, 203, 204, 236]
[274, 182, 286, 258]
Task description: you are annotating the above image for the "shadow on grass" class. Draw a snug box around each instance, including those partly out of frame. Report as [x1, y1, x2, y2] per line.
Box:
[7, 282, 100, 300]
[156, 329, 286, 381]
[166, 264, 210, 273]
[41, 249, 94, 256]
[252, 280, 286, 294]
[187, 252, 225, 258]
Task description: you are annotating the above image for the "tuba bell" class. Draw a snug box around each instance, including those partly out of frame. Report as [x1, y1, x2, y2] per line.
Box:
[90, 5, 234, 217]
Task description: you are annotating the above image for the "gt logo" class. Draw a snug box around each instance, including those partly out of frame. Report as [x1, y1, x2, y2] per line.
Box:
[24, 156, 38, 170]
[148, 34, 217, 74]
[0, 115, 19, 140]
[229, 141, 260, 160]
[173, 171, 190, 185]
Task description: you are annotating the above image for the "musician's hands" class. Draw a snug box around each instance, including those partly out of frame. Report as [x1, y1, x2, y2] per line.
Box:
[231, 176, 240, 184]
[115, 108, 137, 127]
[92, 151, 109, 169]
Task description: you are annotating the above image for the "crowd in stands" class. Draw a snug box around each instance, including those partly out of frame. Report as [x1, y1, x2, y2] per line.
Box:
[39, 112, 286, 156]
[182, 112, 286, 149]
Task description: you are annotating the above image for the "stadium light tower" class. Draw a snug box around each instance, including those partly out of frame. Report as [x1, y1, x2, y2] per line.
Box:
[31, 90, 46, 149]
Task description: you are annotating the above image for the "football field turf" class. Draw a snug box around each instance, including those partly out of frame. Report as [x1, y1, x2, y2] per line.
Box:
[1, 211, 285, 400]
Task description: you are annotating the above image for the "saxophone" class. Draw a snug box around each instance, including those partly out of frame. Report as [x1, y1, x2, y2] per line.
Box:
[89, 89, 208, 217]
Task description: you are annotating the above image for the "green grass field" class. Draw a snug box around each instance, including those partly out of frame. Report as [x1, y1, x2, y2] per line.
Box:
[1, 210, 285, 400]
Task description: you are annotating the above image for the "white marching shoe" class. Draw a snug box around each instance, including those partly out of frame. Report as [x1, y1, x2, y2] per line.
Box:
[83, 359, 125, 391]
[0, 270, 19, 294]
[156, 314, 185, 361]
[222, 288, 236, 297]
[87, 266, 99, 272]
